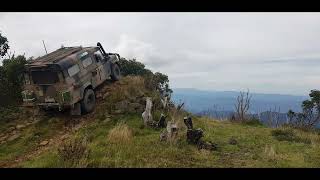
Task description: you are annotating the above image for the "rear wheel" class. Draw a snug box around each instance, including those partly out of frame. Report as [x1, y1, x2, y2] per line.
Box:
[111, 64, 121, 81]
[81, 88, 96, 113]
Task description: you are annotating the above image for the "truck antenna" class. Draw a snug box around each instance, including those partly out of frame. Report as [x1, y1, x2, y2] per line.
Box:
[42, 40, 48, 54]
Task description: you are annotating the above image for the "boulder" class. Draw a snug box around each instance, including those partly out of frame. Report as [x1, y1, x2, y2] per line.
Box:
[102, 92, 110, 100]
[7, 133, 20, 142]
[115, 100, 129, 111]
[16, 124, 26, 130]
[7, 126, 16, 132]
[39, 140, 49, 146]
[114, 109, 123, 114]
[229, 137, 238, 145]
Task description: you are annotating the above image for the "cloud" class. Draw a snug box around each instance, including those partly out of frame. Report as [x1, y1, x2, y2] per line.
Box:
[2, 12, 320, 95]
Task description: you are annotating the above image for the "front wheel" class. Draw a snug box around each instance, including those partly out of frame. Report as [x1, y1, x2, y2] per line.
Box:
[81, 89, 96, 114]
[110, 64, 121, 81]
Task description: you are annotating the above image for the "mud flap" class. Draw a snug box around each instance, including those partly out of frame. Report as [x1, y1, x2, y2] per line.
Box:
[70, 102, 81, 116]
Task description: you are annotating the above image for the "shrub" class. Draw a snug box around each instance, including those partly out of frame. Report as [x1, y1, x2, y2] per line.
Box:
[57, 136, 91, 167]
[107, 122, 133, 144]
[271, 128, 296, 141]
[243, 118, 264, 127]
[271, 128, 311, 144]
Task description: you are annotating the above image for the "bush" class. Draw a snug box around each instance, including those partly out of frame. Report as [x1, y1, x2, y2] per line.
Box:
[271, 128, 296, 141]
[57, 136, 91, 167]
[118, 57, 172, 96]
[243, 118, 264, 127]
[107, 122, 133, 144]
[271, 128, 311, 144]
[0, 55, 28, 108]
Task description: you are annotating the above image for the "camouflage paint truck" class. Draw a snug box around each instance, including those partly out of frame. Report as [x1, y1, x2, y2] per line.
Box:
[21, 42, 121, 115]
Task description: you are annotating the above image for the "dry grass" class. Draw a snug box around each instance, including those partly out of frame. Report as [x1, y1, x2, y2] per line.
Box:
[107, 122, 133, 144]
[57, 136, 91, 168]
[264, 145, 277, 161]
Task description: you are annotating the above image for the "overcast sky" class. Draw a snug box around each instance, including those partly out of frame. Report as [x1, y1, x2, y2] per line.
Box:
[1, 12, 320, 95]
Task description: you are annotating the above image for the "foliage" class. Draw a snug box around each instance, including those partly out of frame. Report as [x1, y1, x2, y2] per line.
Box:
[287, 89, 320, 129]
[118, 57, 172, 97]
[118, 58, 153, 77]
[0, 55, 28, 108]
[0, 32, 9, 58]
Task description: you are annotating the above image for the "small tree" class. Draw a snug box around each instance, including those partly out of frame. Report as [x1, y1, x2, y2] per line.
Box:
[287, 89, 320, 129]
[234, 89, 252, 122]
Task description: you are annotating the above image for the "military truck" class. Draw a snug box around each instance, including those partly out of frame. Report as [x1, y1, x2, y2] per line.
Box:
[21, 42, 121, 115]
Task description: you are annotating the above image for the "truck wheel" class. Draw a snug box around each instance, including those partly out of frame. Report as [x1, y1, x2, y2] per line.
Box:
[81, 89, 96, 113]
[111, 64, 121, 81]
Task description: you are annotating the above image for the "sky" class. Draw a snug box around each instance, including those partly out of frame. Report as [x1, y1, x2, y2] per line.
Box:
[1, 12, 320, 96]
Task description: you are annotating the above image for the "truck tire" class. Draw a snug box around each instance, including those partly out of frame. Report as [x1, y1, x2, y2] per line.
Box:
[111, 64, 121, 81]
[81, 88, 96, 113]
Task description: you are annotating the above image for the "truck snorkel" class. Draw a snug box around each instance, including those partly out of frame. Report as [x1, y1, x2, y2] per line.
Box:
[97, 42, 121, 61]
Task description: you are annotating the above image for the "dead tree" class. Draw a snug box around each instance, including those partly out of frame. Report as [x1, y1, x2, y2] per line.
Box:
[183, 116, 217, 151]
[266, 106, 281, 128]
[234, 89, 252, 122]
[142, 97, 153, 126]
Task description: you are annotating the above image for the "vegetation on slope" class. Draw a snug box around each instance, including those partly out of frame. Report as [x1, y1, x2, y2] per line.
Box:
[1, 76, 319, 168]
[3, 114, 319, 168]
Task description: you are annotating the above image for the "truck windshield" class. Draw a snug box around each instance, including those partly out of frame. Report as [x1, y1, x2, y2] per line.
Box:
[31, 71, 59, 84]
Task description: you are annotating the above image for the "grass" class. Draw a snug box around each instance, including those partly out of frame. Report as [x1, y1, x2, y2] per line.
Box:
[14, 114, 320, 168]
[1, 76, 320, 167]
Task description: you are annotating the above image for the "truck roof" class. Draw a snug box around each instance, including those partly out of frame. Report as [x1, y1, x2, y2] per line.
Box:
[26, 46, 98, 70]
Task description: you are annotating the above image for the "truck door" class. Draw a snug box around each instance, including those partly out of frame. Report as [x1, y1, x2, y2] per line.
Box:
[93, 50, 109, 84]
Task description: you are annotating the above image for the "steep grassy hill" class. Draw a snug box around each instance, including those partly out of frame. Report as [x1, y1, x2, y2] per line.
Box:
[0, 77, 320, 168]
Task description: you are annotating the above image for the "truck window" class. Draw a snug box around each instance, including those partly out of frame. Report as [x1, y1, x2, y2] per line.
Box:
[94, 51, 103, 62]
[82, 56, 93, 68]
[31, 71, 59, 84]
[68, 64, 80, 77]
[79, 51, 93, 68]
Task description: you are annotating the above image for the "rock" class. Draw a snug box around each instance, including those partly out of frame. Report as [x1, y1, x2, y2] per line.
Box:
[103, 118, 111, 123]
[102, 92, 110, 100]
[114, 109, 122, 114]
[229, 137, 238, 145]
[0, 134, 8, 142]
[16, 124, 26, 130]
[39, 140, 49, 146]
[128, 106, 136, 113]
[105, 114, 112, 118]
[60, 134, 68, 140]
[115, 100, 129, 110]
[7, 126, 16, 132]
[160, 130, 168, 141]
[186, 128, 204, 144]
[7, 133, 20, 141]
[198, 140, 218, 151]
[130, 102, 142, 109]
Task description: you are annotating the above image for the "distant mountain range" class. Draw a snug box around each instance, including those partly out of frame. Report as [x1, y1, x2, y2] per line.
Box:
[171, 88, 308, 114]
[171, 88, 320, 128]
